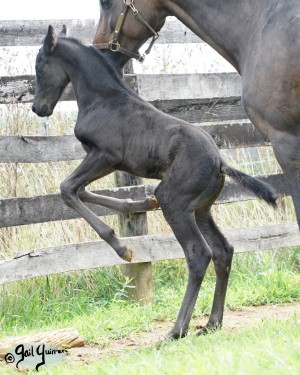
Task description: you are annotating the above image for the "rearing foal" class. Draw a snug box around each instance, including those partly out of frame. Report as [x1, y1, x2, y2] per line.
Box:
[32, 26, 277, 340]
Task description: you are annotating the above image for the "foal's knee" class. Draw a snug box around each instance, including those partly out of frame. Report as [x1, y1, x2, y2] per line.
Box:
[60, 179, 77, 207]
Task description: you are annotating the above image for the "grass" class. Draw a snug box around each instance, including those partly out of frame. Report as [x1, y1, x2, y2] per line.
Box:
[1, 250, 299, 374]
[56, 319, 300, 375]
[2, 319, 300, 374]
[1, 249, 299, 340]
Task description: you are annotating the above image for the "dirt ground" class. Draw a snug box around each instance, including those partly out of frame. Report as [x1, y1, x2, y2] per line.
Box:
[69, 302, 300, 363]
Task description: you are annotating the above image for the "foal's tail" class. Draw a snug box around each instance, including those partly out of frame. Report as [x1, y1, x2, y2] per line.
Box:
[221, 162, 277, 208]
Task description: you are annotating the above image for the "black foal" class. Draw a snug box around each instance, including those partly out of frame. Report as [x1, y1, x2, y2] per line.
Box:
[32, 26, 277, 339]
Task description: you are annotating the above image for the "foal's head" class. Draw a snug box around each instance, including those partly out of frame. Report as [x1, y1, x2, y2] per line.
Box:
[32, 25, 69, 117]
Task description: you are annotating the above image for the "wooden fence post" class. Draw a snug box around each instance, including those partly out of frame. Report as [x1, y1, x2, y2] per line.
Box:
[113, 60, 154, 305]
[115, 172, 154, 305]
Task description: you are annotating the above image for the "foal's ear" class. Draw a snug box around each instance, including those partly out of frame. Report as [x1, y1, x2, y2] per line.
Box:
[59, 25, 68, 37]
[44, 25, 57, 54]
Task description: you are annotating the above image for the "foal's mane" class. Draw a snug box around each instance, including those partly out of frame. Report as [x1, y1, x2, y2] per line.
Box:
[56, 35, 127, 89]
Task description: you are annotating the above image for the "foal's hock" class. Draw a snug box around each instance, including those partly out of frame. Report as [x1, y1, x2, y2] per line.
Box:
[32, 26, 277, 340]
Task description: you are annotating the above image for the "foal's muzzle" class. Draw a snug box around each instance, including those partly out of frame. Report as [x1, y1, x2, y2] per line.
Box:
[32, 104, 53, 117]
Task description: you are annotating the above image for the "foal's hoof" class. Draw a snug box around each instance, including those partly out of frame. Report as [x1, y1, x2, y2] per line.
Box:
[122, 249, 133, 262]
[149, 195, 160, 209]
[156, 333, 180, 349]
[166, 329, 187, 341]
[196, 323, 221, 336]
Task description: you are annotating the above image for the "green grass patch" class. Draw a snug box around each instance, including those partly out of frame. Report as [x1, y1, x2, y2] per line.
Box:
[68, 320, 300, 375]
[1, 249, 299, 341]
[2, 319, 299, 375]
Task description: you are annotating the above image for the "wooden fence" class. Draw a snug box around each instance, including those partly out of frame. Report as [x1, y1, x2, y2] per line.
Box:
[0, 18, 299, 300]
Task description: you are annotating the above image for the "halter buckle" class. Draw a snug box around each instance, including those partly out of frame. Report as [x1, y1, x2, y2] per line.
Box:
[109, 41, 121, 52]
[129, 3, 139, 15]
[137, 54, 145, 63]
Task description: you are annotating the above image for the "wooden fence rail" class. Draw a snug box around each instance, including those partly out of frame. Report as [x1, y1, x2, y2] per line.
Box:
[0, 122, 269, 163]
[0, 18, 202, 47]
[0, 174, 288, 228]
[0, 223, 298, 285]
[0, 18, 299, 292]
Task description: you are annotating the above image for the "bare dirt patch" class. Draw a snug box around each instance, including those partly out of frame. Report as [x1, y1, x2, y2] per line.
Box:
[68, 302, 300, 363]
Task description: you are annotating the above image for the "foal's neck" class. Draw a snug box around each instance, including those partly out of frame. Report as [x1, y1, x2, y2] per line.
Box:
[57, 39, 126, 108]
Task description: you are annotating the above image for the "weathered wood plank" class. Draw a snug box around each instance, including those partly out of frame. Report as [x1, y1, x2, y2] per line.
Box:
[0, 18, 201, 46]
[137, 73, 241, 101]
[0, 185, 147, 227]
[0, 174, 288, 228]
[0, 328, 84, 359]
[146, 174, 288, 203]
[202, 122, 270, 148]
[146, 174, 289, 204]
[217, 174, 288, 203]
[0, 135, 86, 163]
[152, 97, 246, 122]
[0, 75, 246, 123]
[0, 73, 241, 104]
[0, 75, 36, 104]
[0, 75, 137, 104]
[0, 19, 99, 46]
[0, 224, 298, 284]
[0, 123, 268, 163]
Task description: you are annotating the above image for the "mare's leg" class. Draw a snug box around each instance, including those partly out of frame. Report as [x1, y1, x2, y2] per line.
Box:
[78, 189, 159, 213]
[155, 183, 212, 340]
[195, 210, 234, 334]
[270, 131, 300, 227]
[60, 150, 132, 261]
[242, 74, 300, 228]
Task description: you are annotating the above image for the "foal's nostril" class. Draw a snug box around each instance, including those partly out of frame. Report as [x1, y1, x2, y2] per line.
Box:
[32, 105, 37, 114]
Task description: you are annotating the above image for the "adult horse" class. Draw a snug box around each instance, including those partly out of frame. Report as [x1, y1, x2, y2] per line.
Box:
[93, 0, 300, 228]
[32, 26, 276, 339]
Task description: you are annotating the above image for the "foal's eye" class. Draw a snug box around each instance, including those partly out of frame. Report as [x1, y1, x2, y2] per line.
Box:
[100, 0, 112, 9]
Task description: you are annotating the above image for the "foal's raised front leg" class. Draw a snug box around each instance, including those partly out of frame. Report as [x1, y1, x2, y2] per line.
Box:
[60, 150, 132, 261]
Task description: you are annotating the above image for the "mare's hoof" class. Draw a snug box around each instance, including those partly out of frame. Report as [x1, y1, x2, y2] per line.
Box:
[122, 249, 133, 262]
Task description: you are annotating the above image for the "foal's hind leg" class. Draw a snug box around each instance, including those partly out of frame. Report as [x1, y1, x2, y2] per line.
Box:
[78, 189, 159, 213]
[195, 210, 234, 334]
[155, 186, 212, 339]
[60, 150, 132, 261]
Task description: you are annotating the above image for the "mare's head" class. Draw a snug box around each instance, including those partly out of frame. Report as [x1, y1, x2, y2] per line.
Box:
[32, 25, 69, 117]
[93, 0, 166, 67]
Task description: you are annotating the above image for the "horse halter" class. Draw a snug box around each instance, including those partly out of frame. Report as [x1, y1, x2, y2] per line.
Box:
[94, 0, 159, 62]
